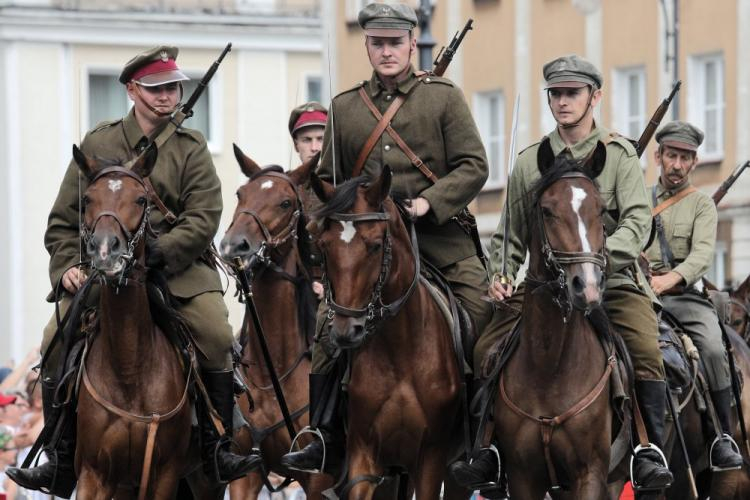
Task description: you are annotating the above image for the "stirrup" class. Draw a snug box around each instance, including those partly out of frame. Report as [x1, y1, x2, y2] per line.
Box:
[629, 444, 670, 492]
[467, 444, 503, 490]
[709, 434, 743, 472]
[287, 425, 326, 474]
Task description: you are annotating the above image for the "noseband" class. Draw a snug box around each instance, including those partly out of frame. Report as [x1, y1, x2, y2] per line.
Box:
[322, 208, 420, 340]
[80, 166, 152, 284]
[526, 172, 607, 319]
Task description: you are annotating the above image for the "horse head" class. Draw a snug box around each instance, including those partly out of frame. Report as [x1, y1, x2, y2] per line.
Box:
[220, 144, 317, 269]
[311, 166, 411, 349]
[74, 144, 156, 278]
[729, 275, 750, 338]
[529, 138, 607, 314]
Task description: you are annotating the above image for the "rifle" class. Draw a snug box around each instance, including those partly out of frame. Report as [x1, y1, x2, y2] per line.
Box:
[712, 160, 750, 205]
[433, 19, 473, 77]
[635, 80, 682, 158]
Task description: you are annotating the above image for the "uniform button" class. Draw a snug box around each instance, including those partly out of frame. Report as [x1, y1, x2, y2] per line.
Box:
[425, 77, 431, 83]
[384, 145, 391, 151]
[386, 95, 392, 101]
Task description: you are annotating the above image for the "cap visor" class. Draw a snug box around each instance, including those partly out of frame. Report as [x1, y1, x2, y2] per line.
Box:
[545, 80, 590, 89]
[662, 140, 698, 152]
[293, 121, 327, 135]
[137, 70, 190, 87]
[365, 28, 411, 38]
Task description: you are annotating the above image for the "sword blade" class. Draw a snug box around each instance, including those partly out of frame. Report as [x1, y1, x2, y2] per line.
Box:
[500, 94, 521, 278]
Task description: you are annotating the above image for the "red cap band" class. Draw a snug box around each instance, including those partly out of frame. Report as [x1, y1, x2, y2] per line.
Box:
[293, 110, 328, 133]
[131, 58, 180, 82]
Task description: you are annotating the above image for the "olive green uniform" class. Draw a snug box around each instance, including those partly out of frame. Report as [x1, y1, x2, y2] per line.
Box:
[645, 181, 729, 390]
[476, 125, 665, 381]
[43, 108, 233, 371]
[312, 67, 491, 373]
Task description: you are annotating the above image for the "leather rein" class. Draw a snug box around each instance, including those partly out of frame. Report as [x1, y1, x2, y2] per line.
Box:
[322, 207, 421, 339]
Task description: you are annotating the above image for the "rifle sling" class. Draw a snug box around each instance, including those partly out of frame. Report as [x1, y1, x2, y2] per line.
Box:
[651, 185, 696, 269]
[354, 86, 438, 184]
[651, 185, 697, 217]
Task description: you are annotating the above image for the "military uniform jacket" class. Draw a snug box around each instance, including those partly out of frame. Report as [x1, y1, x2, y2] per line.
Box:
[45, 108, 223, 299]
[490, 125, 653, 293]
[317, 67, 488, 268]
[645, 181, 717, 286]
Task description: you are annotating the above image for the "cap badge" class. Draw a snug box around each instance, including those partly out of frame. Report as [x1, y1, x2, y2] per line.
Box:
[306, 106, 314, 112]
[160, 50, 168, 62]
[381, 6, 391, 14]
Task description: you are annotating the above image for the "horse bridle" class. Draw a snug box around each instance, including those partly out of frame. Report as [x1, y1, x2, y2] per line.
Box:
[80, 166, 152, 284]
[526, 172, 607, 320]
[322, 207, 420, 338]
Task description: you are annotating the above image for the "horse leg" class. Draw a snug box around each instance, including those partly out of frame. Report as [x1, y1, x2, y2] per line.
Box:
[300, 471, 336, 500]
[149, 466, 181, 500]
[228, 471, 264, 500]
[567, 470, 609, 500]
[413, 450, 449, 500]
[506, 466, 549, 500]
[76, 466, 115, 500]
[346, 448, 382, 500]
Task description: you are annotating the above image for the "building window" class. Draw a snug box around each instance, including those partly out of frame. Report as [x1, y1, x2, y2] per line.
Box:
[305, 75, 322, 103]
[612, 66, 646, 141]
[474, 91, 505, 190]
[688, 53, 725, 161]
[539, 84, 557, 136]
[86, 68, 221, 153]
[346, 0, 370, 22]
[706, 240, 727, 289]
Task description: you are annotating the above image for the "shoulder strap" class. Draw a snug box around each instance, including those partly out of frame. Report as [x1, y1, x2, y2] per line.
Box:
[144, 177, 177, 224]
[354, 86, 439, 184]
[652, 185, 676, 268]
[651, 185, 698, 217]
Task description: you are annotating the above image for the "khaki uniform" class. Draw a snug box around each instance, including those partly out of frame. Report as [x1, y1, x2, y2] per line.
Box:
[645, 182, 729, 390]
[476, 125, 665, 381]
[312, 67, 491, 373]
[43, 108, 233, 371]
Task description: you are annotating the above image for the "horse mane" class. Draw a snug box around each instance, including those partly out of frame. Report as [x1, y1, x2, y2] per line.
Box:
[313, 176, 372, 220]
[529, 156, 600, 207]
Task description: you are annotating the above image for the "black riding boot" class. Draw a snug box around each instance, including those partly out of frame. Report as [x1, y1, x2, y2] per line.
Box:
[281, 373, 345, 473]
[448, 378, 505, 498]
[6, 378, 77, 498]
[632, 380, 674, 490]
[710, 388, 744, 470]
[201, 370, 261, 482]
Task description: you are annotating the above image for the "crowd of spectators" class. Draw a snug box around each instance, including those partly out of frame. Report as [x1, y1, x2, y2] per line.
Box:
[0, 347, 52, 500]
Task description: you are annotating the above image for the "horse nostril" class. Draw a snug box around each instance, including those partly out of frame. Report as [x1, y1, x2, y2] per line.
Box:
[110, 236, 120, 252]
[237, 238, 251, 253]
[572, 275, 585, 294]
[86, 239, 97, 255]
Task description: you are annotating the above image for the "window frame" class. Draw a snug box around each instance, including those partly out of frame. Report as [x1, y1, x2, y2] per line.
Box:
[688, 52, 725, 163]
[473, 89, 506, 191]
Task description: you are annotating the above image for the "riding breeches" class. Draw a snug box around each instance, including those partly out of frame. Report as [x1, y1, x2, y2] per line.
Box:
[42, 288, 234, 374]
[311, 255, 493, 375]
[661, 292, 731, 391]
[474, 282, 665, 381]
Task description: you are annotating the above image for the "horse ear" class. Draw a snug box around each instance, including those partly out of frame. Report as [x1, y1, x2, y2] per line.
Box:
[310, 172, 335, 202]
[365, 165, 392, 207]
[288, 152, 320, 186]
[702, 276, 719, 292]
[131, 143, 158, 178]
[736, 275, 750, 300]
[586, 141, 607, 178]
[233, 143, 261, 178]
[536, 137, 555, 175]
[72, 144, 98, 179]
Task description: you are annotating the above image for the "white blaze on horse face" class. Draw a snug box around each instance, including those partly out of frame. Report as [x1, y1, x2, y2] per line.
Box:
[108, 179, 123, 193]
[339, 221, 356, 244]
[261, 180, 274, 190]
[570, 186, 598, 289]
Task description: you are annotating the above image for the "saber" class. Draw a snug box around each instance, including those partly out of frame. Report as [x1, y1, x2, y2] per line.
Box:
[498, 93, 521, 284]
[665, 383, 699, 499]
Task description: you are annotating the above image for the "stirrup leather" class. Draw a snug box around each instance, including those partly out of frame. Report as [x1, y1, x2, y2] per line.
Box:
[709, 433, 743, 472]
[629, 444, 670, 492]
[287, 426, 326, 474]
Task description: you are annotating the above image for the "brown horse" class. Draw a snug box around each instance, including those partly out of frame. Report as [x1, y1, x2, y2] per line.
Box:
[220, 145, 332, 499]
[310, 167, 469, 499]
[72, 145, 221, 499]
[494, 145, 615, 499]
[705, 276, 750, 342]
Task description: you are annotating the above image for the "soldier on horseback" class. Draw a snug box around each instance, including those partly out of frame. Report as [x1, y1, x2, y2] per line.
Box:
[644, 120, 744, 470]
[450, 55, 675, 492]
[281, 2, 493, 474]
[7, 46, 260, 497]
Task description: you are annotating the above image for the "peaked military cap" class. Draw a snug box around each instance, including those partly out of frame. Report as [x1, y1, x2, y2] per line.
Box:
[656, 121, 704, 152]
[358, 2, 417, 37]
[544, 54, 603, 89]
[119, 45, 190, 86]
[288, 102, 328, 137]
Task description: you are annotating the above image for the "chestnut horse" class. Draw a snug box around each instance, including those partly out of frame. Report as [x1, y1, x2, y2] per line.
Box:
[220, 145, 332, 499]
[310, 167, 469, 499]
[72, 145, 223, 499]
[494, 143, 616, 499]
[705, 276, 750, 342]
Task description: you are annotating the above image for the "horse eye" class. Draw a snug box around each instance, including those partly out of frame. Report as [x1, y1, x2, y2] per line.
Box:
[367, 242, 382, 254]
[81, 195, 90, 209]
[136, 196, 147, 206]
[541, 207, 555, 218]
[280, 200, 292, 209]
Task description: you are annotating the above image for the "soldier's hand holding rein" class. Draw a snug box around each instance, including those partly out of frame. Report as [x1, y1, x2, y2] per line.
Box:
[649, 270, 684, 295]
[488, 274, 513, 302]
[405, 197, 430, 218]
[62, 267, 87, 294]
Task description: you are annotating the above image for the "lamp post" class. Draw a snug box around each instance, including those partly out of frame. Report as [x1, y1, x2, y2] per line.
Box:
[417, 0, 436, 71]
[661, 0, 680, 119]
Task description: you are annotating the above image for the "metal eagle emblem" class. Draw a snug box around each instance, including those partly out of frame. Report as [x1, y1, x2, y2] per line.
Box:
[160, 50, 168, 62]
